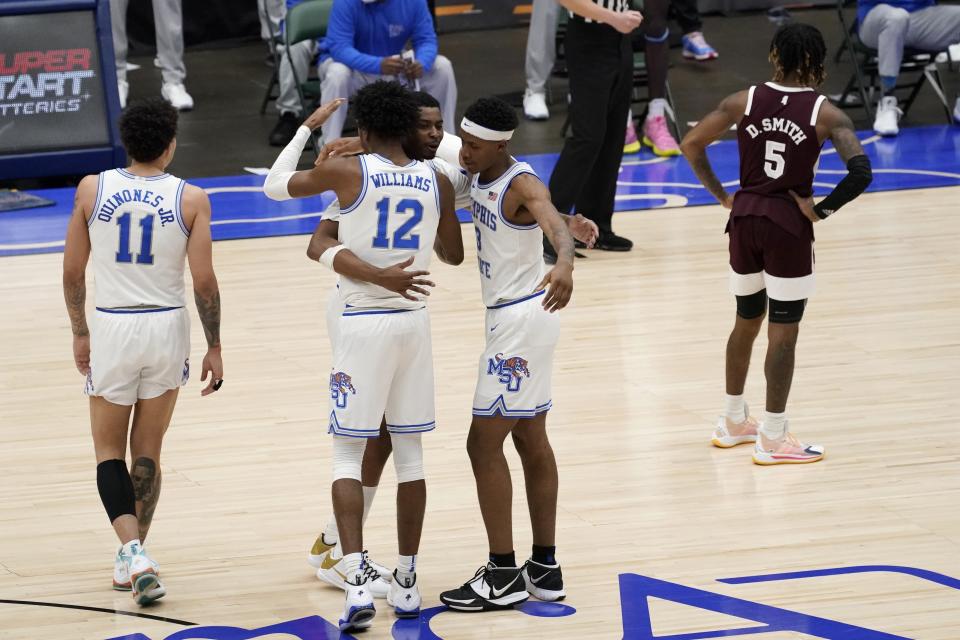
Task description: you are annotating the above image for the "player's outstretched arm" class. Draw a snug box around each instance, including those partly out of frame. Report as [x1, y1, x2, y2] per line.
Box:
[63, 175, 96, 375]
[680, 90, 748, 209]
[264, 99, 352, 200]
[789, 103, 873, 222]
[184, 186, 223, 396]
[433, 173, 464, 265]
[511, 174, 575, 313]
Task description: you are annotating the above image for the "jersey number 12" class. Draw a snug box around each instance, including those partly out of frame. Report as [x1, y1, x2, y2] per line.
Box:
[372, 197, 422, 250]
[115, 212, 155, 265]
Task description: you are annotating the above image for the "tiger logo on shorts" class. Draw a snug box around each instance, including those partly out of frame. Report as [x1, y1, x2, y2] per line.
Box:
[486, 353, 531, 393]
[330, 371, 357, 409]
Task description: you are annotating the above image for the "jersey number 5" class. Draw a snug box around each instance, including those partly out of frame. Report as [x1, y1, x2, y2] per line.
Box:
[115, 212, 155, 265]
[764, 141, 786, 180]
[372, 197, 422, 250]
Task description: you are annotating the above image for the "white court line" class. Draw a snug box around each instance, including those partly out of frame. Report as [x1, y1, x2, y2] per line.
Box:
[821, 134, 881, 155]
[621, 157, 669, 167]
[204, 186, 265, 195]
[615, 193, 689, 207]
[211, 212, 324, 225]
[819, 167, 960, 179]
[0, 240, 65, 251]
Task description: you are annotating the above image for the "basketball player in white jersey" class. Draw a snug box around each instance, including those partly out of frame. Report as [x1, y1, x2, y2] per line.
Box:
[303, 92, 473, 594]
[62, 97, 223, 606]
[439, 97, 582, 612]
[264, 82, 464, 632]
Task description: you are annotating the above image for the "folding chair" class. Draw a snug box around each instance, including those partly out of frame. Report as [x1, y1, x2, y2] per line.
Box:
[284, 0, 335, 154]
[833, 0, 951, 121]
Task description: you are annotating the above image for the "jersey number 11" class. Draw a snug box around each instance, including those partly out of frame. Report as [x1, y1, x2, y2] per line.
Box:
[115, 212, 155, 265]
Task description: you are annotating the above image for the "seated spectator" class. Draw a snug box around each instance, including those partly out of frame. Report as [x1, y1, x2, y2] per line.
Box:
[268, 0, 318, 146]
[857, 0, 960, 135]
[320, 0, 457, 142]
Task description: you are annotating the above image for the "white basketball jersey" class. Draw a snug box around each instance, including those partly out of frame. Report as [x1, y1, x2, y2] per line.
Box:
[470, 162, 546, 307]
[87, 169, 189, 309]
[337, 154, 441, 310]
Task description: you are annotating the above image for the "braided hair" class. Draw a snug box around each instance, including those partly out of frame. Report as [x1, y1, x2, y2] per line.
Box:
[769, 23, 827, 87]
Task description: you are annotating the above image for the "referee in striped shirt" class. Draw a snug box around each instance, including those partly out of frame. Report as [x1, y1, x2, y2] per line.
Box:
[547, 0, 642, 257]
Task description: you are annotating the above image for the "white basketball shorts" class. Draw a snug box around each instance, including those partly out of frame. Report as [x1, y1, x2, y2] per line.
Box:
[86, 307, 190, 406]
[328, 307, 435, 438]
[472, 290, 559, 419]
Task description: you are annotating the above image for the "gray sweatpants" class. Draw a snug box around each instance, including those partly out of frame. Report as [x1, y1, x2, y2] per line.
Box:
[525, 0, 560, 94]
[859, 4, 960, 78]
[111, 0, 186, 85]
[276, 40, 317, 116]
[257, 0, 285, 42]
[319, 56, 458, 141]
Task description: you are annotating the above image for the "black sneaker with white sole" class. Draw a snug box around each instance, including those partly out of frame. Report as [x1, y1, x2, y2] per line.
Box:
[522, 559, 565, 601]
[439, 563, 529, 611]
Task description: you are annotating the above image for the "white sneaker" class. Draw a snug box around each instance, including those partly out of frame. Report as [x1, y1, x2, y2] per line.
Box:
[123, 544, 166, 606]
[317, 547, 391, 598]
[873, 96, 902, 136]
[307, 533, 337, 569]
[113, 548, 131, 591]
[523, 89, 549, 121]
[340, 573, 376, 632]
[161, 82, 194, 111]
[387, 570, 421, 618]
[118, 80, 128, 109]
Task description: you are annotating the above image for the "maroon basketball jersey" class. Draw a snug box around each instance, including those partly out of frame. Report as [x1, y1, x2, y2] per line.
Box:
[732, 82, 827, 239]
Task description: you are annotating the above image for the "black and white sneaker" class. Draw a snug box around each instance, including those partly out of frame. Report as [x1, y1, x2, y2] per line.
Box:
[439, 563, 529, 611]
[522, 559, 565, 601]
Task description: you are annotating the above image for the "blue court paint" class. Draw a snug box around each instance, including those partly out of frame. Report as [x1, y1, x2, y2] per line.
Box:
[105, 615, 350, 640]
[391, 602, 577, 640]
[618, 573, 912, 639]
[717, 564, 960, 590]
[3, 125, 960, 257]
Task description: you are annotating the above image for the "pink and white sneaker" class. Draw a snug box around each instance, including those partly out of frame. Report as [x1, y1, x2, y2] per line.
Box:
[712, 411, 759, 448]
[642, 116, 680, 157]
[752, 426, 824, 465]
[624, 119, 641, 154]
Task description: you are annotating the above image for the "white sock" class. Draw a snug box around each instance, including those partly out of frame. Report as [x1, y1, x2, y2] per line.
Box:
[396, 554, 416, 583]
[648, 98, 667, 118]
[725, 394, 746, 423]
[342, 552, 364, 583]
[626, 109, 634, 127]
[361, 485, 378, 526]
[323, 515, 339, 544]
[761, 411, 788, 439]
[121, 539, 142, 555]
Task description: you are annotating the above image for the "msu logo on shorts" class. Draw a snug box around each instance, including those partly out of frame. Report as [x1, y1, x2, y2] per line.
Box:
[330, 371, 357, 409]
[486, 353, 531, 392]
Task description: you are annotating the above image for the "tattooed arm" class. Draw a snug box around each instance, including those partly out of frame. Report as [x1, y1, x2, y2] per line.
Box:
[63, 176, 97, 374]
[680, 90, 748, 209]
[184, 185, 223, 396]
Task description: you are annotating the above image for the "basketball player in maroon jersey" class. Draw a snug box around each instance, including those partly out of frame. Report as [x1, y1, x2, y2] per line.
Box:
[680, 23, 873, 464]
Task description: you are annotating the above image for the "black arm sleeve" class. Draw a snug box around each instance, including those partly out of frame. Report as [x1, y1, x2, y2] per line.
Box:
[813, 155, 873, 219]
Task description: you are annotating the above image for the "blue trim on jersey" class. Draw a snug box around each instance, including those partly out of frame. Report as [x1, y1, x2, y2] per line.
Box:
[386, 420, 436, 433]
[371, 153, 417, 169]
[339, 156, 368, 215]
[88, 172, 105, 228]
[498, 170, 541, 231]
[174, 179, 190, 237]
[486, 289, 546, 310]
[96, 306, 184, 314]
[472, 396, 553, 418]
[430, 164, 441, 218]
[342, 306, 422, 317]
[116, 168, 170, 181]
[328, 412, 381, 438]
[476, 162, 535, 190]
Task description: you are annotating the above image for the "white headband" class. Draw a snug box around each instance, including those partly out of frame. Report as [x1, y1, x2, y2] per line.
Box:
[461, 117, 514, 141]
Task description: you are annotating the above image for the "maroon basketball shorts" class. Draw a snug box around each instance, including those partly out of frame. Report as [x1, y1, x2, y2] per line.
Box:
[728, 215, 814, 301]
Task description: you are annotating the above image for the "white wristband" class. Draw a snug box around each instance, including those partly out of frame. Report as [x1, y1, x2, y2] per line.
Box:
[319, 244, 348, 271]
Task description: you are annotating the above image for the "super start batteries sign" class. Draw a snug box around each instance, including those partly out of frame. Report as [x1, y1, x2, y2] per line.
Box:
[0, 10, 110, 154]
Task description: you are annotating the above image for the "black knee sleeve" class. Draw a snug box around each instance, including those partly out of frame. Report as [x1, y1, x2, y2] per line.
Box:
[736, 290, 767, 319]
[769, 298, 806, 324]
[97, 459, 136, 523]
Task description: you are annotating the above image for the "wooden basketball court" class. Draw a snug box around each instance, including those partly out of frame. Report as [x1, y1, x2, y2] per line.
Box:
[2, 187, 959, 639]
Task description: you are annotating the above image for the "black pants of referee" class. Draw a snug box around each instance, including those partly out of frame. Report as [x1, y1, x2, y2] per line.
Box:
[548, 17, 633, 236]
